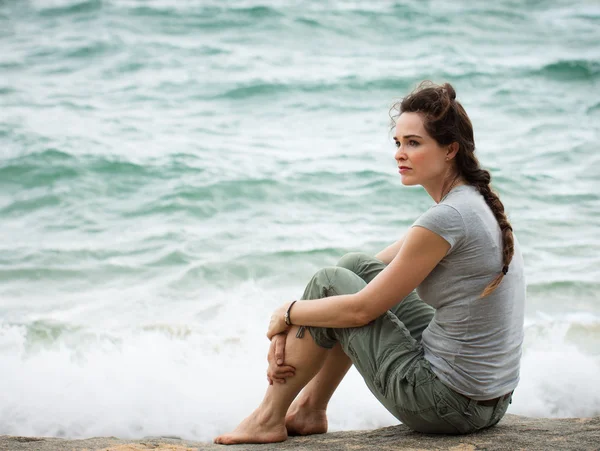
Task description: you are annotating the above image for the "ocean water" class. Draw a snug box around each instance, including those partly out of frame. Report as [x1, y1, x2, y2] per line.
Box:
[1, 0, 599, 442]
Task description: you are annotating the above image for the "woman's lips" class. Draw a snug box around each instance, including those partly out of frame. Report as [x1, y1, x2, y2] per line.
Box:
[399, 167, 412, 174]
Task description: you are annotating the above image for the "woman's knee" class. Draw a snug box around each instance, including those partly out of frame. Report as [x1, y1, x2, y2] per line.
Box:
[336, 252, 370, 272]
[306, 266, 366, 298]
[310, 266, 339, 290]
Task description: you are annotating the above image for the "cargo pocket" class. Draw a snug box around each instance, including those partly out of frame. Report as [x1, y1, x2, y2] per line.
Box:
[433, 392, 476, 434]
[373, 311, 423, 395]
[344, 329, 383, 392]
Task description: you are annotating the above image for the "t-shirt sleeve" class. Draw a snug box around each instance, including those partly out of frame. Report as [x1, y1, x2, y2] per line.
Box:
[412, 204, 466, 251]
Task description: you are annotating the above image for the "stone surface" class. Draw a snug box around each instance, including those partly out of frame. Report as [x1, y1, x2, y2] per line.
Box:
[1, 415, 599, 451]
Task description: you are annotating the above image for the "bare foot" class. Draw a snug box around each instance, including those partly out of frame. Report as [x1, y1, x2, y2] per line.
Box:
[214, 408, 288, 445]
[285, 404, 328, 436]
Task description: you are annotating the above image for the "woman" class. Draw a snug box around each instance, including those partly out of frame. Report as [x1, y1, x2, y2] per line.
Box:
[214, 81, 525, 445]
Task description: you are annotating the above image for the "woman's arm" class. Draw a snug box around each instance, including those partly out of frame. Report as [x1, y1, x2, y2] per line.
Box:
[268, 226, 449, 338]
[374, 236, 405, 265]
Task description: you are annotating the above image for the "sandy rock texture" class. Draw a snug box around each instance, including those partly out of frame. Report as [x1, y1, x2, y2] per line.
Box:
[1, 415, 599, 451]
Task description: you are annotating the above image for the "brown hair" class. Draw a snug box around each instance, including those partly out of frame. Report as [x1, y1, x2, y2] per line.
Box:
[391, 81, 514, 297]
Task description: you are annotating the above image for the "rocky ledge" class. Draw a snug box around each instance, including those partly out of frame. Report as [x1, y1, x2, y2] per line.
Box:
[1, 415, 599, 451]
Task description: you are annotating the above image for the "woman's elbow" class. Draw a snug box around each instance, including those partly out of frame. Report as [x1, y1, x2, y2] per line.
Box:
[346, 295, 377, 327]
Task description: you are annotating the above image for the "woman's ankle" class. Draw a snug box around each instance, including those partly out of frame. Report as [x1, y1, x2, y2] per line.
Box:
[292, 394, 328, 412]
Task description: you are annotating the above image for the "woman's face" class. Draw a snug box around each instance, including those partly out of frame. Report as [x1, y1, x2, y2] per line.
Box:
[394, 112, 449, 187]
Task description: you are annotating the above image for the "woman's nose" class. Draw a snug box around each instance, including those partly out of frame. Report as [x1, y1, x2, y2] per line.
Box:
[395, 147, 406, 162]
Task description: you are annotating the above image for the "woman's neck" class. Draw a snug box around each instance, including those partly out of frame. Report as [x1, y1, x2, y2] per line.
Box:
[425, 174, 464, 203]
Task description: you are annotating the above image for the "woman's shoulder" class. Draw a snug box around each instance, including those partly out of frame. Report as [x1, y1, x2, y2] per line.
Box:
[413, 201, 466, 251]
[442, 185, 495, 226]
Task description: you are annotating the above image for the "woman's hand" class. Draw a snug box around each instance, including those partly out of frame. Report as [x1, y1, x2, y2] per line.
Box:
[267, 301, 292, 340]
[266, 333, 296, 385]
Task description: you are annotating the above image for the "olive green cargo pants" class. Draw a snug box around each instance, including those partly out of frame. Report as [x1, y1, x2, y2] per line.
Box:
[301, 252, 511, 434]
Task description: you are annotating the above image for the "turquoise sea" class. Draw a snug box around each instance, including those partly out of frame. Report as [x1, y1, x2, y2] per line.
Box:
[1, 0, 599, 441]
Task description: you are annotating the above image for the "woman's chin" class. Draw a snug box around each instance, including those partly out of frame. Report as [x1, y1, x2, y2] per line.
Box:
[400, 176, 418, 186]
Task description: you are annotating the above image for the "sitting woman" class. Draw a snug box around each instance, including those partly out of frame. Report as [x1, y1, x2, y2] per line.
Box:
[214, 81, 525, 445]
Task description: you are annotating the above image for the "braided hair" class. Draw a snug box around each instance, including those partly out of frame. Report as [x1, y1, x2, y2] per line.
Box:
[391, 81, 514, 297]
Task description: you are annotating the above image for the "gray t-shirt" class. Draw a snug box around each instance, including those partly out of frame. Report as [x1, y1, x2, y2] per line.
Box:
[412, 184, 525, 400]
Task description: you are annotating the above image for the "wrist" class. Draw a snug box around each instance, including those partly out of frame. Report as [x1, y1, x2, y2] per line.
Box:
[284, 300, 297, 326]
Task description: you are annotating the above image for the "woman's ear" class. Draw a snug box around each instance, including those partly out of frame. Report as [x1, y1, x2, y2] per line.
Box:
[446, 142, 459, 161]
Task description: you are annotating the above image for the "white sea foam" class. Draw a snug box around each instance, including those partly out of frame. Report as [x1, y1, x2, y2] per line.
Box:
[1, 283, 598, 442]
[510, 314, 600, 419]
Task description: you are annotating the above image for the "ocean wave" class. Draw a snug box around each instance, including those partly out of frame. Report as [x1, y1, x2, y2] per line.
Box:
[528, 280, 599, 293]
[144, 249, 192, 268]
[0, 263, 144, 284]
[513, 314, 600, 417]
[0, 245, 151, 268]
[231, 5, 283, 18]
[588, 101, 600, 115]
[532, 59, 600, 81]
[527, 280, 600, 312]
[0, 149, 79, 188]
[216, 76, 413, 100]
[218, 82, 292, 100]
[6, 148, 75, 163]
[140, 323, 193, 339]
[0, 150, 198, 189]
[121, 197, 216, 220]
[524, 188, 599, 205]
[460, 6, 527, 22]
[53, 99, 98, 112]
[0, 151, 267, 222]
[0, 151, 403, 220]
[35, 0, 102, 17]
[0, 267, 84, 283]
[14, 319, 84, 350]
[265, 247, 347, 260]
[64, 41, 113, 60]
[215, 68, 506, 103]
[125, 4, 283, 27]
[0, 193, 62, 216]
[294, 16, 321, 28]
[0, 61, 22, 70]
[169, 262, 269, 291]
[87, 157, 151, 176]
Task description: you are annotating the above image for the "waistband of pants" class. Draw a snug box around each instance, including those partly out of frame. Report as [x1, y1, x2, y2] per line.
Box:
[473, 391, 513, 407]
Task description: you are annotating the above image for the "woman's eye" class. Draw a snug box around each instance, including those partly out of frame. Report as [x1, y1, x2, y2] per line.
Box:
[394, 141, 401, 148]
[409, 140, 419, 147]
